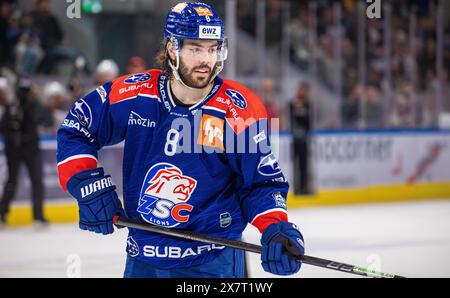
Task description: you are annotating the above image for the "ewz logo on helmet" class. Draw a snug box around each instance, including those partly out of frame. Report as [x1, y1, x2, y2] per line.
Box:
[199, 26, 221, 39]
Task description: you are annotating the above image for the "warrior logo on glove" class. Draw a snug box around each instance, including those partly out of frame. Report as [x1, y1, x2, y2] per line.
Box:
[138, 163, 197, 227]
[80, 177, 114, 198]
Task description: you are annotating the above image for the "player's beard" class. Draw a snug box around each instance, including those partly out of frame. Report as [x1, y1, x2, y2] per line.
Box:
[178, 59, 215, 89]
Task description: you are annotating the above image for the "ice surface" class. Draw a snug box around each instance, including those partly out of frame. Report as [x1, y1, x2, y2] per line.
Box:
[1, 199, 449, 278]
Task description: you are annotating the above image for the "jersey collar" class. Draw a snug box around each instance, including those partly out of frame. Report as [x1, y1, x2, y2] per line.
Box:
[158, 72, 223, 116]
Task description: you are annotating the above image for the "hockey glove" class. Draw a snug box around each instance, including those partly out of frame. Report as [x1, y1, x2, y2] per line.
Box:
[67, 167, 124, 235]
[261, 221, 305, 276]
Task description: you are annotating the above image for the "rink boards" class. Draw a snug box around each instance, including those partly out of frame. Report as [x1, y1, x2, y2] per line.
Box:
[1, 129, 450, 225]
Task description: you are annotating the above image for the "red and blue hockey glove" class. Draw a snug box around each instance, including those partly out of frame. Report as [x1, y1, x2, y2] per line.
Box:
[67, 167, 124, 235]
[261, 221, 305, 276]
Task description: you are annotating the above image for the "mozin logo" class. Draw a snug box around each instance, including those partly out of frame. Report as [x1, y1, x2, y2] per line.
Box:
[128, 111, 156, 128]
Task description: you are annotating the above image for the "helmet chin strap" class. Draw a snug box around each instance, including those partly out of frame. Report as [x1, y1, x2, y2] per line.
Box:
[168, 50, 223, 90]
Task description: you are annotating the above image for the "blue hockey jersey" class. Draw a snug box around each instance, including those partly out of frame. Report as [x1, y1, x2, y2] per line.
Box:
[57, 69, 290, 269]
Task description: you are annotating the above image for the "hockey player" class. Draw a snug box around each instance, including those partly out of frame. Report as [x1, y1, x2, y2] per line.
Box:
[57, 2, 305, 278]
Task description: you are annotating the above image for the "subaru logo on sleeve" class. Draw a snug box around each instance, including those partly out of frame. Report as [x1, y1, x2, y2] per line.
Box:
[124, 73, 151, 84]
[69, 99, 92, 129]
[257, 153, 281, 176]
[226, 89, 247, 110]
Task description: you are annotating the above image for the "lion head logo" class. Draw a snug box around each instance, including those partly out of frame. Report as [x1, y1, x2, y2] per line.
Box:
[144, 166, 197, 204]
[138, 163, 197, 227]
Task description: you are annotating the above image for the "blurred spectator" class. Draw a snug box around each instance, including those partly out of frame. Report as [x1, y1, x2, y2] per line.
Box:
[0, 0, 16, 68]
[341, 84, 361, 128]
[265, 0, 282, 47]
[442, 69, 450, 113]
[317, 5, 334, 39]
[289, 82, 311, 195]
[0, 65, 17, 87]
[389, 80, 419, 127]
[365, 85, 384, 128]
[95, 59, 119, 85]
[236, 0, 256, 36]
[126, 56, 147, 74]
[0, 76, 53, 227]
[31, 0, 64, 73]
[261, 78, 282, 130]
[417, 37, 437, 91]
[14, 11, 44, 75]
[280, 0, 450, 129]
[0, 76, 11, 106]
[289, 5, 314, 70]
[42, 81, 69, 134]
[67, 76, 85, 101]
[0, 77, 10, 136]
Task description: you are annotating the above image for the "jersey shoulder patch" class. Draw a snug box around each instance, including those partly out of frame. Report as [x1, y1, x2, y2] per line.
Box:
[109, 69, 161, 105]
[222, 80, 267, 120]
[206, 80, 267, 134]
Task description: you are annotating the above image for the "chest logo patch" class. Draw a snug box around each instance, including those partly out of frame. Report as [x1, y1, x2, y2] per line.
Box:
[197, 114, 224, 151]
[137, 163, 197, 227]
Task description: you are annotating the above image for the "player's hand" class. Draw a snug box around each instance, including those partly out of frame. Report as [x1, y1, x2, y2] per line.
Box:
[260, 221, 305, 276]
[67, 167, 124, 235]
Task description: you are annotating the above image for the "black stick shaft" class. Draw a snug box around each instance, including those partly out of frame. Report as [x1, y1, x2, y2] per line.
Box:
[113, 216, 406, 278]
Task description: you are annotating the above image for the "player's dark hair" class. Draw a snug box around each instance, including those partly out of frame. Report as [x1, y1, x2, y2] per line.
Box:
[155, 40, 173, 77]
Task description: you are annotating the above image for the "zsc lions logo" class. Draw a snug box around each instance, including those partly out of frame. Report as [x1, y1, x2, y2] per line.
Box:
[226, 89, 247, 110]
[69, 99, 92, 129]
[137, 163, 197, 228]
[257, 153, 282, 176]
[124, 73, 151, 84]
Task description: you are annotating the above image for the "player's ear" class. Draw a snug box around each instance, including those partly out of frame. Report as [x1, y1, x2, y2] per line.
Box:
[167, 41, 176, 61]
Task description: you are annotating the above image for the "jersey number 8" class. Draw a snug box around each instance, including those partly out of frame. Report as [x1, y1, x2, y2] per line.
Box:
[164, 129, 180, 156]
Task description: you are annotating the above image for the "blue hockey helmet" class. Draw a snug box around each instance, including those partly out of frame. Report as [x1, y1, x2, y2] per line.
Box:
[165, 2, 226, 44]
[164, 2, 228, 88]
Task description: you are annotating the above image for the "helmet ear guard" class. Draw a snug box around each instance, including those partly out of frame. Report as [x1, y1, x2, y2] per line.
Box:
[166, 37, 184, 87]
[217, 39, 228, 63]
[166, 37, 181, 69]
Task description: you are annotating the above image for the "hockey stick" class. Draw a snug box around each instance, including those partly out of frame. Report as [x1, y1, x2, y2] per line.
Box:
[113, 215, 406, 278]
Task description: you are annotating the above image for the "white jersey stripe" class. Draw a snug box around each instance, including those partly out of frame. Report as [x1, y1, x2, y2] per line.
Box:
[203, 106, 226, 114]
[250, 208, 288, 224]
[57, 154, 98, 166]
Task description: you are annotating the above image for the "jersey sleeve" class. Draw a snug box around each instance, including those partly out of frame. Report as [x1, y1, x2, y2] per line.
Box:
[56, 82, 128, 190]
[223, 82, 289, 233]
